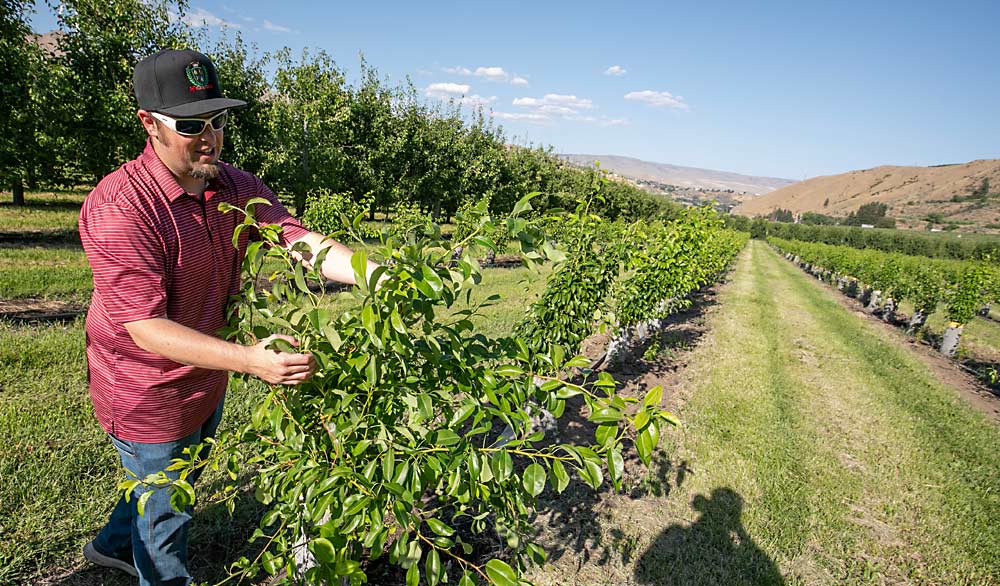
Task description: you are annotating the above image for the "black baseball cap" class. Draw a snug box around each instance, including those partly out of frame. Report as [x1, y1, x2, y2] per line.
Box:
[133, 49, 246, 117]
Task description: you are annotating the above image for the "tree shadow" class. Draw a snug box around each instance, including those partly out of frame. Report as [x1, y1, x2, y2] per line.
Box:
[634, 487, 785, 586]
[0, 228, 82, 248]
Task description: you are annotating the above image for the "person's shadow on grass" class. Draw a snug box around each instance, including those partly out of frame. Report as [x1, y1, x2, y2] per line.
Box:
[634, 487, 785, 585]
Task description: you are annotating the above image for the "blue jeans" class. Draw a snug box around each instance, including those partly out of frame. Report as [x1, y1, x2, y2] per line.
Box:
[93, 397, 225, 586]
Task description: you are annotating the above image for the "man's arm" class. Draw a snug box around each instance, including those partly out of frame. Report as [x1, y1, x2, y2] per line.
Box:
[289, 231, 384, 286]
[124, 318, 315, 385]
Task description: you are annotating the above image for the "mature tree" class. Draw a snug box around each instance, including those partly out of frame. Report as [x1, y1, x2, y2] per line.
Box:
[843, 202, 891, 226]
[265, 47, 350, 215]
[47, 0, 192, 183]
[206, 33, 274, 176]
[0, 0, 38, 204]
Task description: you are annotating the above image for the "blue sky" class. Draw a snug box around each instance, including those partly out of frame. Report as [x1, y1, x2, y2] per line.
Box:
[31, 0, 1000, 180]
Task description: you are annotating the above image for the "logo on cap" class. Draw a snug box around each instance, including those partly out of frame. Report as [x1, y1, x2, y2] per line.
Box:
[185, 61, 214, 92]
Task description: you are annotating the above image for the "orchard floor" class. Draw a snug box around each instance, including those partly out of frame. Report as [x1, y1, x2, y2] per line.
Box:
[526, 240, 1000, 586]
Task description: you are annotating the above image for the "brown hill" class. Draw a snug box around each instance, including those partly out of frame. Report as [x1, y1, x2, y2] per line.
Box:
[561, 154, 795, 195]
[732, 160, 1000, 231]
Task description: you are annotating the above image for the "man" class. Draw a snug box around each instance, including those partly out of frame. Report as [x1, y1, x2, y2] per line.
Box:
[79, 49, 378, 585]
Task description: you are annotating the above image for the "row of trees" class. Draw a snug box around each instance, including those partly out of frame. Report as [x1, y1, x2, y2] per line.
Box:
[762, 202, 896, 228]
[1, 0, 672, 223]
[771, 237, 999, 357]
[752, 220, 1000, 261]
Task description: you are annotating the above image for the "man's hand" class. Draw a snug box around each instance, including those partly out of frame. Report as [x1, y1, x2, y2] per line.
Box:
[246, 334, 316, 385]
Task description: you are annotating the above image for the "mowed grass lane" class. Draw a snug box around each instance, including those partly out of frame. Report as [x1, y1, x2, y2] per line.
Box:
[533, 240, 999, 585]
[654, 240, 998, 585]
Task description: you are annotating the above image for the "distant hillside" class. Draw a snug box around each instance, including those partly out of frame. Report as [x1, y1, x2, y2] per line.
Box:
[560, 154, 796, 195]
[733, 160, 1000, 231]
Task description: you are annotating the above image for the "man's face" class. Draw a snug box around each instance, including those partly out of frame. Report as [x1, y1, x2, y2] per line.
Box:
[138, 110, 225, 182]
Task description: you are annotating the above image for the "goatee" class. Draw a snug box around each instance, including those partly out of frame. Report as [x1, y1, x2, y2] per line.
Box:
[189, 164, 220, 180]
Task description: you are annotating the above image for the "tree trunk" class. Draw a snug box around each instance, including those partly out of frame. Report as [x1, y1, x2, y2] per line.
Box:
[940, 323, 963, 357]
[865, 290, 881, 312]
[906, 310, 926, 335]
[12, 177, 25, 206]
[881, 298, 895, 322]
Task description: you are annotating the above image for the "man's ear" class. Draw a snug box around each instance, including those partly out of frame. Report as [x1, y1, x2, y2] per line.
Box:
[137, 110, 159, 139]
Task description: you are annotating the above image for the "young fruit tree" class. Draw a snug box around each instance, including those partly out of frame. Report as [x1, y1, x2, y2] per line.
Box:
[123, 193, 680, 585]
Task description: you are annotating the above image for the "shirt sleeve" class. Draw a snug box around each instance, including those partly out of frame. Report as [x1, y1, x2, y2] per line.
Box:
[250, 178, 311, 244]
[80, 200, 168, 324]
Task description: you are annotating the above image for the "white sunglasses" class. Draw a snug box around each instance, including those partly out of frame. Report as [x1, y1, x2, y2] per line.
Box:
[150, 110, 228, 136]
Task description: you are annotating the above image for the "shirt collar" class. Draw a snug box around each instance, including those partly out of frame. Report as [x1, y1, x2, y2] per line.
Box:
[140, 139, 226, 202]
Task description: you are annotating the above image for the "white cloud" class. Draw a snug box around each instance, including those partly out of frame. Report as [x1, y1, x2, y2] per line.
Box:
[569, 115, 629, 127]
[514, 94, 593, 111]
[500, 93, 615, 127]
[427, 82, 471, 95]
[492, 112, 551, 124]
[442, 65, 528, 85]
[425, 83, 495, 110]
[474, 66, 508, 81]
[178, 8, 240, 29]
[262, 19, 292, 33]
[456, 94, 497, 109]
[604, 65, 627, 76]
[624, 90, 688, 110]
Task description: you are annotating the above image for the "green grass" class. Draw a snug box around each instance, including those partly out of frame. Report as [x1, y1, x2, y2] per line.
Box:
[0, 189, 87, 233]
[0, 246, 92, 301]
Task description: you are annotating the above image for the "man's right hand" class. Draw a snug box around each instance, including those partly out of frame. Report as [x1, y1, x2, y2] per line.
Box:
[246, 334, 316, 385]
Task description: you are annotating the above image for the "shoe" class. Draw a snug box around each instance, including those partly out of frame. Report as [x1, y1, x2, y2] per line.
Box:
[83, 540, 138, 577]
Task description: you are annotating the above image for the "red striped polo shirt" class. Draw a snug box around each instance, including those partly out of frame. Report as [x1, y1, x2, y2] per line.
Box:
[79, 140, 309, 443]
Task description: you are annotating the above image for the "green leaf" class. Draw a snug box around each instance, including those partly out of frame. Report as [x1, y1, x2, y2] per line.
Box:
[512, 192, 540, 218]
[351, 250, 368, 288]
[491, 451, 513, 482]
[632, 409, 650, 431]
[643, 385, 663, 408]
[246, 196, 272, 209]
[595, 423, 617, 447]
[421, 265, 444, 294]
[459, 572, 476, 586]
[266, 338, 297, 353]
[425, 548, 442, 586]
[136, 490, 152, 517]
[580, 460, 604, 489]
[485, 558, 518, 586]
[390, 310, 407, 334]
[406, 561, 420, 586]
[495, 364, 523, 377]
[589, 407, 623, 424]
[636, 422, 659, 466]
[608, 449, 624, 491]
[293, 262, 309, 294]
[361, 305, 376, 338]
[426, 517, 455, 537]
[554, 382, 583, 399]
[435, 429, 461, 446]
[309, 537, 336, 564]
[551, 459, 570, 493]
[522, 463, 546, 497]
